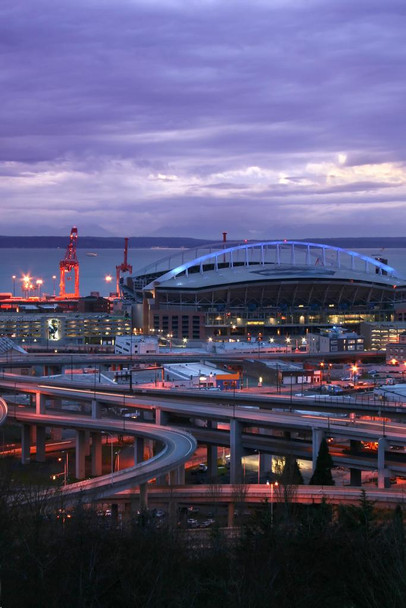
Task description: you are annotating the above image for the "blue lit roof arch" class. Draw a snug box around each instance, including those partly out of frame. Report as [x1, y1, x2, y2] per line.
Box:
[142, 240, 402, 290]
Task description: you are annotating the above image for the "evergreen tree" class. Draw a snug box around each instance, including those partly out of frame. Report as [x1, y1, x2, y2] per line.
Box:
[280, 454, 304, 485]
[338, 489, 375, 531]
[309, 438, 335, 485]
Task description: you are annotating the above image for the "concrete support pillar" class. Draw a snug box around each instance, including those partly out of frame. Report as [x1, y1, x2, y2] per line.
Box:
[75, 429, 87, 480]
[207, 445, 218, 479]
[85, 431, 91, 456]
[378, 437, 390, 489]
[35, 425, 46, 462]
[349, 440, 362, 487]
[177, 465, 185, 485]
[259, 453, 273, 482]
[207, 420, 218, 479]
[139, 483, 148, 511]
[168, 497, 177, 526]
[21, 424, 31, 464]
[350, 468, 362, 486]
[35, 392, 46, 415]
[169, 465, 185, 486]
[230, 419, 244, 484]
[350, 439, 361, 453]
[91, 432, 102, 476]
[111, 503, 119, 523]
[170, 469, 177, 485]
[91, 399, 102, 419]
[157, 472, 168, 486]
[134, 437, 145, 465]
[227, 502, 235, 527]
[156, 410, 169, 485]
[156, 408, 169, 426]
[50, 427, 63, 441]
[144, 439, 153, 460]
[312, 428, 325, 473]
[124, 502, 132, 520]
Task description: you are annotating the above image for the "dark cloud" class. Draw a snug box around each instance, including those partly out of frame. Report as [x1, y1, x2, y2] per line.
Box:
[0, 0, 406, 238]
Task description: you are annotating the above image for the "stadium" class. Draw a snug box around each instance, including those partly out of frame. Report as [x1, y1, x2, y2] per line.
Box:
[122, 240, 406, 340]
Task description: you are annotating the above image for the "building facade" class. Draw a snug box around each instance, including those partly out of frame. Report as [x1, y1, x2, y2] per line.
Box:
[360, 321, 406, 351]
[0, 312, 132, 347]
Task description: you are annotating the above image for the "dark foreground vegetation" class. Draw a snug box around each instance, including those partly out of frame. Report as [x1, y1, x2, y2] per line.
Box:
[1, 465, 406, 608]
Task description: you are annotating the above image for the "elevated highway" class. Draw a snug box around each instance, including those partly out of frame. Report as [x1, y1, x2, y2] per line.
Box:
[7, 407, 196, 504]
[2, 373, 406, 500]
[1, 372, 404, 419]
[115, 483, 406, 509]
[0, 349, 385, 371]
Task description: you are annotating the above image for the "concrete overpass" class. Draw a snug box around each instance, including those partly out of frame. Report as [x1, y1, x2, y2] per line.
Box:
[2, 374, 406, 492]
[6, 407, 196, 507]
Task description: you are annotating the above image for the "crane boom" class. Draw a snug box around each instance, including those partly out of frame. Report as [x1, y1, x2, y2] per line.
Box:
[59, 226, 80, 298]
[116, 237, 133, 295]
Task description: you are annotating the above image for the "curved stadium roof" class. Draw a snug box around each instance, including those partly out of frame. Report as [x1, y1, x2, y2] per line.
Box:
[130, 240, 406, 292]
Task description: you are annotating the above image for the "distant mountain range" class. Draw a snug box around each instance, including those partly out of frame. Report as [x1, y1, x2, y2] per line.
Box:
[0, 236, 213, 249]
[0, 235, 405, 249]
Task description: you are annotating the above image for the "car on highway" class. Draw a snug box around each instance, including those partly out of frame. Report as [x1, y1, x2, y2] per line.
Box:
[200, 518, 215, 528]
[187, 518, 199, 527]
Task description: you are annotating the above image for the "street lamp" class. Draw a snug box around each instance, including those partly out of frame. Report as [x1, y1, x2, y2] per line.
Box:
[351, 365, 358, 385]
[266, 479, 279, 527]
[285, 337, 291, 353]
[61, 451, 69, 486]
[22, 274, 31, 298]
[54, 451, 69, 486]
[12, 275, 16, 297]
[52, 275, 57, 297]
[36, 279, 43, 298]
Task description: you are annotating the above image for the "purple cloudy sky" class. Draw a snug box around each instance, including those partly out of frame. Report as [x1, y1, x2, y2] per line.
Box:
[1, 0, 406, 240]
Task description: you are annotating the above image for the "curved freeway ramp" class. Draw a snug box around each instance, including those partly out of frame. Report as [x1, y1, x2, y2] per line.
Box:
[10, 410, 197, 504]
[0, 397, 7, 425]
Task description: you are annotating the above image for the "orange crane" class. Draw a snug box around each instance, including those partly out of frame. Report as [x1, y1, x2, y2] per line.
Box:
[59, 226, 80, 298]
[116, 237, 132, 295]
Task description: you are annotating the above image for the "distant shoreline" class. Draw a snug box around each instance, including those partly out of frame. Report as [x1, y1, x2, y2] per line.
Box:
[0, 236, 405, 249]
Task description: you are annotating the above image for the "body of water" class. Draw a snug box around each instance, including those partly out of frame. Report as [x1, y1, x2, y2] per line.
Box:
[0, 248, 179, 298]
[0, 246, 405, 298]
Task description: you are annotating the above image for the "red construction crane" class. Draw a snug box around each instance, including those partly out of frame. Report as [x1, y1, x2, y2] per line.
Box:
[116, 237, 132, 295]
[59, 226, 80, 298]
